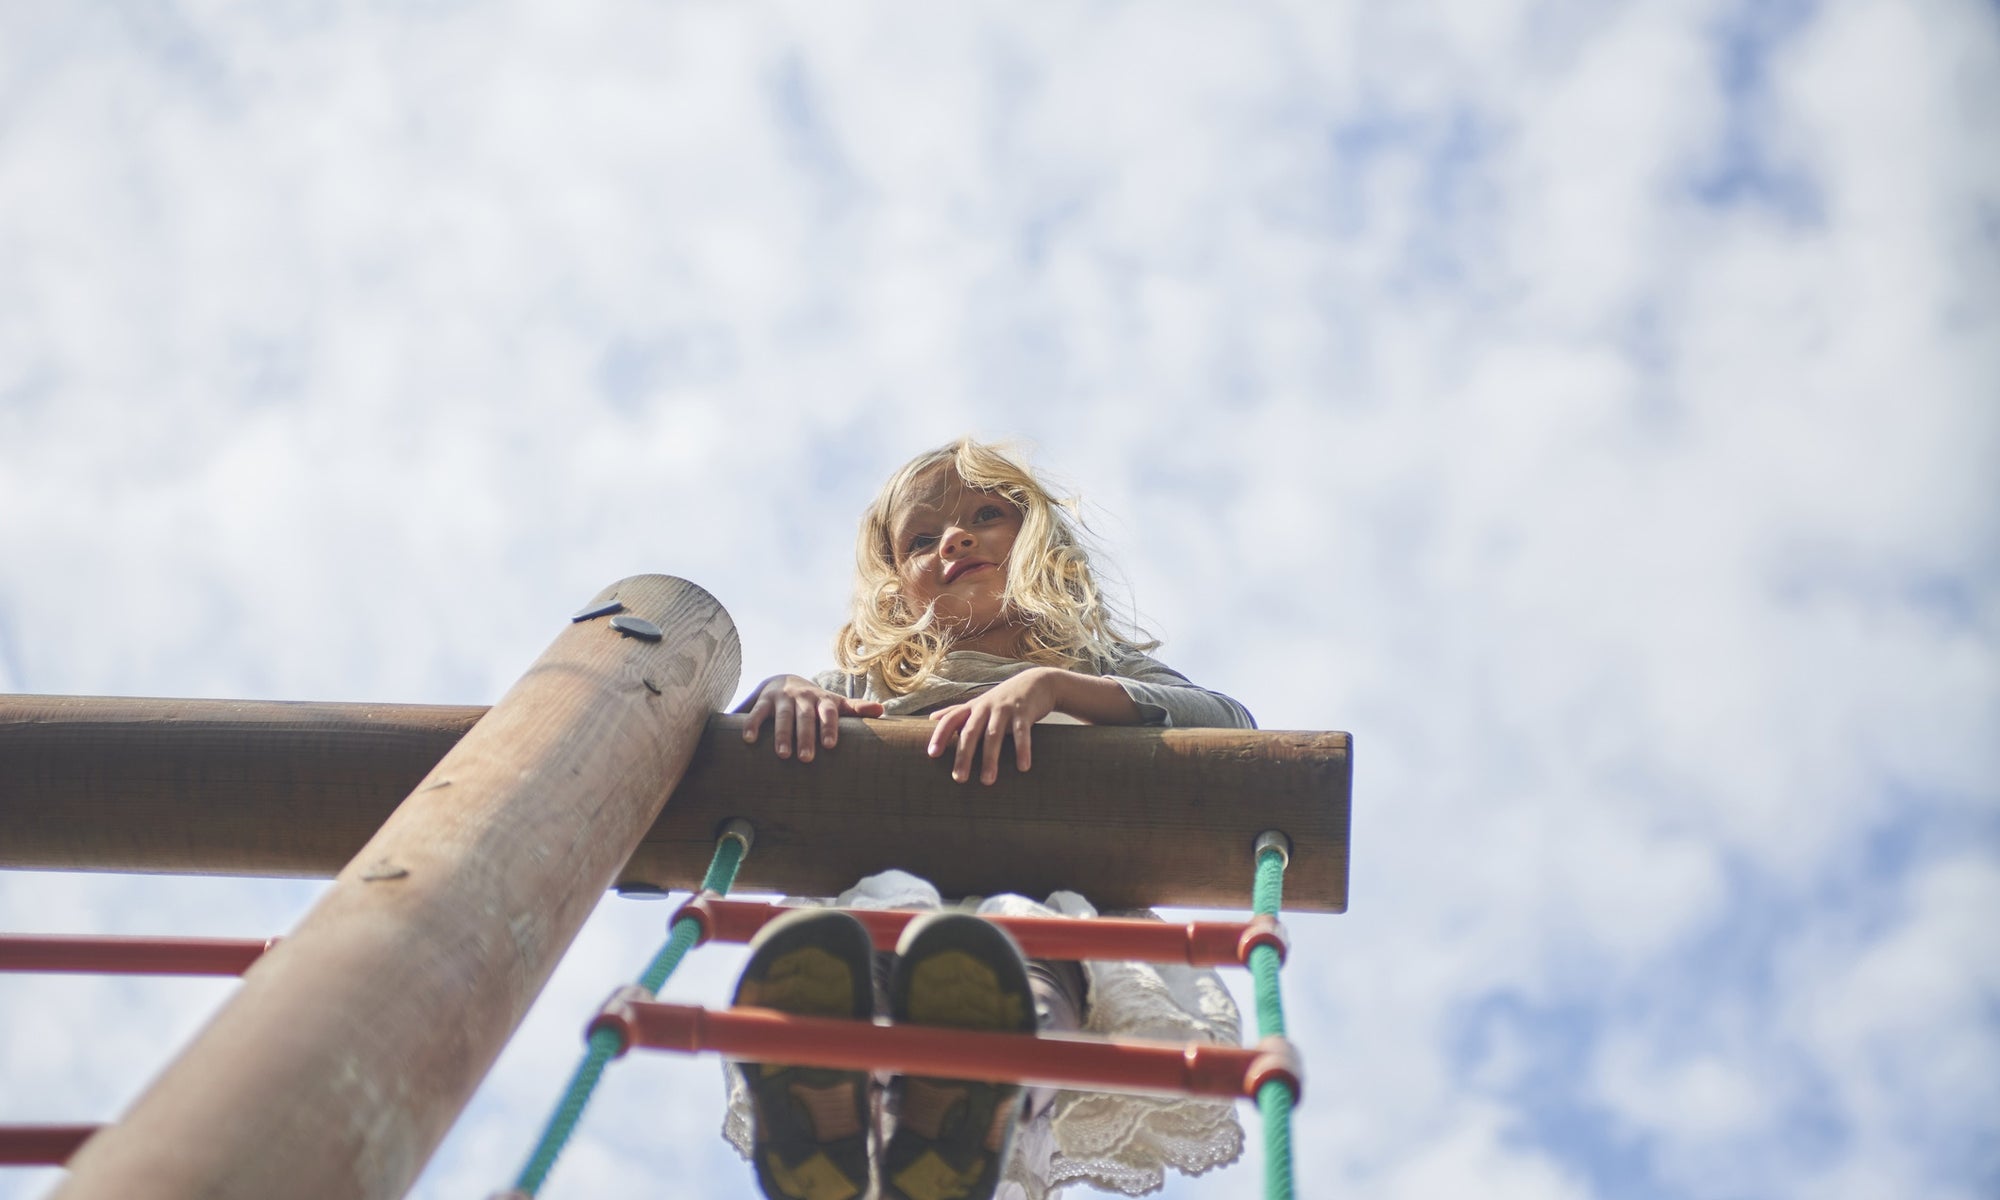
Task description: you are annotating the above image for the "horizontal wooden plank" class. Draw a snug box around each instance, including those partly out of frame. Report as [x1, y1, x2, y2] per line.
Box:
[0, 695, 1350, 911]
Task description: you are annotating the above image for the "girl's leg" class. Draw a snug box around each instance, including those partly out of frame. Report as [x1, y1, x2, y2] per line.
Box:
[1023, 959, 1086, 1116]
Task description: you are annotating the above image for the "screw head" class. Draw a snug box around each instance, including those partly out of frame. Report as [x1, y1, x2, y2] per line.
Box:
[609, 614, 662, 641]
[572, 598, 624, 622]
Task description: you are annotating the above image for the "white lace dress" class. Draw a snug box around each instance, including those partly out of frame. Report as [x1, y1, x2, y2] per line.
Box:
[721, 651, 1254, 1197]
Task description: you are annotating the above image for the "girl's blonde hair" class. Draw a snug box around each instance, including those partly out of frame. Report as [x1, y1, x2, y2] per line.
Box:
[835, 438, 1158, 695]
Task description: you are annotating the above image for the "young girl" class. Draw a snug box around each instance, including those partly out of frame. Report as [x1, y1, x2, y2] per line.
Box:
[728, 438, 1254, 1200]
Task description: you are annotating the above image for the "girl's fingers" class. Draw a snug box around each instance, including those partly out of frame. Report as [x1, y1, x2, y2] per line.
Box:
[742, 695, 770, 742]
[928, 707, 967, 756]
[953, 711, 986, 783]
[1014, 717, 1032, 774]
[749, 685, 877, 753]
[771, 697, 793, 757]
[980, 709, 1010, 784]
[793, 700, 817, 762]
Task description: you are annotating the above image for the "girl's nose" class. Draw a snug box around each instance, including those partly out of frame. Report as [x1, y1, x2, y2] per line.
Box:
[941, 528, 974, 554]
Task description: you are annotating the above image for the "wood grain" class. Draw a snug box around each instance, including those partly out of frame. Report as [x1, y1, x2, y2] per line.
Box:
[50, 575, 740, 1200]
[1, 702, 1350, 913]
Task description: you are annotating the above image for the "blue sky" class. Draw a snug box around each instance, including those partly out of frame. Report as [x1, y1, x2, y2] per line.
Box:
[2, 2, 1996, 1197]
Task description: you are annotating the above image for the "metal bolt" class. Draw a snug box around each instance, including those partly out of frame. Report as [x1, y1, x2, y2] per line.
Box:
[609, 614, 662, 641]
[716, 817, 756, 857]
[1252, 830, 1292, 870]
[572, 598, 624, 622]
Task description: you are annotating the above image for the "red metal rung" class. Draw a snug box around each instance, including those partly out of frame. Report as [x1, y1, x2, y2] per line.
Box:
[0, 1125, 98, 1167]
[623, 1000, 1287, 1101]
[0, 934, 273, 977]
[692, 899, 1266, 968]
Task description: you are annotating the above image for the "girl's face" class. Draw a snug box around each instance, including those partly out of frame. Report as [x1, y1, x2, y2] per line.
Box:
[888, 468, 1025, 638]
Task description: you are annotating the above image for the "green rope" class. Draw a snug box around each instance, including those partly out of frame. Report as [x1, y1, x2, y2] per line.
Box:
[1258, 1080, 1296, 1198]
[511, 833, 748, 1196]
[1249, 845, 1295, 1200]
[640, 837, 745, 990]
[1249, 845, 1289, 1039]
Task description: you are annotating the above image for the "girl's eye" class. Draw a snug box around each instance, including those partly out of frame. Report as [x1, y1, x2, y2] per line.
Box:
[908, 532, 939, 552]
[975, 505, 1003, 522]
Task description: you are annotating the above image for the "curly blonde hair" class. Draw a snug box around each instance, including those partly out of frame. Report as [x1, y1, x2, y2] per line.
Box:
[835, 438, 1158, 695]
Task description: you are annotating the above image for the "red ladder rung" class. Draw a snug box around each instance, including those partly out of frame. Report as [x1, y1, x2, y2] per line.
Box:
[592, 992, 1301, 1102]
[0, 934, 273, 976]
[0, 1125, 98, 1167]
[680, 898, 1285, 967]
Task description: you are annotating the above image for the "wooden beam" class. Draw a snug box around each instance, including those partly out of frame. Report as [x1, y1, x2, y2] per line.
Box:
[0, 699, 1349, 912]
[661, 717, 1350, 912]
[50, 575, 740, 1200]
[0, 694, 485, 876]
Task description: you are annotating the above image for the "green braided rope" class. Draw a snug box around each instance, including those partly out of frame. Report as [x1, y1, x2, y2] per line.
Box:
[1250, 846, 1288, 1037]
[512, 834, 748, 1195]
[640, 837, 745, 990]
[1249, 845, 1294, 1200]
[514, 1028, 623, 1196]
[1252, 845, 1286, 919]
[1258, 1080, 1295, 1198]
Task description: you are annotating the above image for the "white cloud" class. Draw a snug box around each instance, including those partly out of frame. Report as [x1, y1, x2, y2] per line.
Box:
[1787, 854, 2000, 1193]
[2, 2, 1995, 1198]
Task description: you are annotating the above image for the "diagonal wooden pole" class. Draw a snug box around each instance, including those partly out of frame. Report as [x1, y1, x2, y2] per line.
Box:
[54, 575, 739, 1200]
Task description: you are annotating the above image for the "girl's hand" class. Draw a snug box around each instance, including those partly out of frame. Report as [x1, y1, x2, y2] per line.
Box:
[741, 675, 885, 762]
[927, 668, 1060, 785]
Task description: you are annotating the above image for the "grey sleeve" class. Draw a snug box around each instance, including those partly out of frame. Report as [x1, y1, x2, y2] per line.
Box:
[812, 670, 865, 699]
[1101, 650, 1257, 729]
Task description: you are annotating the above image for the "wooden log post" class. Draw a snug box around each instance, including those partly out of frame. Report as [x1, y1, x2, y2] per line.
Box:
[53, 575, 739, 1200]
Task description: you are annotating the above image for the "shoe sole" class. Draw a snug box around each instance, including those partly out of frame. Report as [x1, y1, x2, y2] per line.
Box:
[733, 909, 876, 1200]
[882, 913, 1035, 1200]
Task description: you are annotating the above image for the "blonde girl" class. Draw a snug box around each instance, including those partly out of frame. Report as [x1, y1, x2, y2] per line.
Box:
[729, 439, 1252, 1200]
[743, 437, 1251, 778]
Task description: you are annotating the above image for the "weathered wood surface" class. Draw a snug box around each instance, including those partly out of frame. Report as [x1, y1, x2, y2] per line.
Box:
[1, 699, 1351, 913]
[51, 574, 741, 1200]
[664, 717, 1351, 912]
[0, 695, 487, 876]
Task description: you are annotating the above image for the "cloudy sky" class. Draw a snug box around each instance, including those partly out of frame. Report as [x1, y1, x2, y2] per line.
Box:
[3, 1, 1996, 1197]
